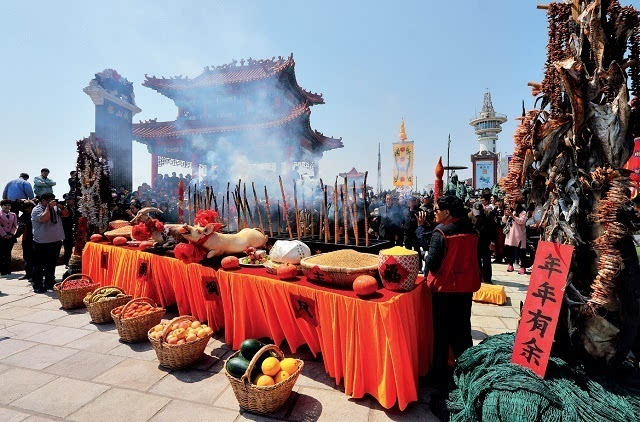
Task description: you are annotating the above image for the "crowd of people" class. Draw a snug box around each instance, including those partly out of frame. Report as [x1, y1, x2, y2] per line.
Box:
[1, 169, 76, 292]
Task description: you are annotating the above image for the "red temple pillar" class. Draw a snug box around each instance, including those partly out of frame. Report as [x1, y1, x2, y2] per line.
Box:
[151, 154, 158, 188]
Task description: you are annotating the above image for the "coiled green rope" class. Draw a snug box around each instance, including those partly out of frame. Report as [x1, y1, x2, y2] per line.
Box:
[447, 333, 640, 421]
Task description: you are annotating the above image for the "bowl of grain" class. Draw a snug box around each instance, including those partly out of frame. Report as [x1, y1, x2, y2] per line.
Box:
[300, 250, 379, 287]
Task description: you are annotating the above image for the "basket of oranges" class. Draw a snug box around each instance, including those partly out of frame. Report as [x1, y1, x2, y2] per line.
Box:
[224, 341, 303, 415]
[148, 315, 214, 369]
[54, 274, 100, 310]
[111, 297, 165, 343]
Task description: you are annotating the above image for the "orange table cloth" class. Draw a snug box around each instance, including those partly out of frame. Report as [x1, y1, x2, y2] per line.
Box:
[217, 267, 432, 410]
[81, 242, 224, 332]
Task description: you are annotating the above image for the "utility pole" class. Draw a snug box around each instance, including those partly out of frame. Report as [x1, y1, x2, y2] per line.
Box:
[446, 134, 451, 188]
[377, 142, 382, 195]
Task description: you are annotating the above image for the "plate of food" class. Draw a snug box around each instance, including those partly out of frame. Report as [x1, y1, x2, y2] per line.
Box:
[239, 247, 269, 267]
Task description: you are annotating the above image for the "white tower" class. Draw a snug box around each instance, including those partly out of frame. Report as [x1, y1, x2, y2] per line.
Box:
[469, 90, 507, 154]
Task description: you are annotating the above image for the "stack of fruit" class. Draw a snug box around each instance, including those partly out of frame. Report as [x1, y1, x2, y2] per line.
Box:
[113, 301, 160, 319]
[83, 285, 132, 324]
[148, 320, 214, 345]
[54, 274, 99, 310]
[110, 297, 165, 343]
[61, 278, 96, 290]
[226, 339, 301, 386]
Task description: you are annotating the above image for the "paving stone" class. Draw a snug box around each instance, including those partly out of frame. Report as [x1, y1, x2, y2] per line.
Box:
[108, 341, 159, 361]
[2, 344, 79, 370]
[33, 300, 64, 311]
[68, 387, 170, 422]
[14, 310, 67, 324]
[0, 306, 34, 320]
[193, 348, 229, 372]
[484, 327, 511, 336]
[8, 295, 54, 308]
[295, 360, 339, 391]
[0, 338, 36, 360]
[22, 416, 58, 422]
[80, 322, 117, 332]
[0, 407, 30, 422]
[0, 318, 21, 328]
[24, 326, 91, 346]
[44, 350, 125, 381]
[93, 358, 169, 391]
[471, 304, 520, 318]
[49, 313, 92, 328]
[3, 322, 51, 340]
[0, 363, 9, 373]
[470, 315, 506, 329]
[212, 385, 241, 411]
[370, 402, 439, 421]
[471, 328, 488, 342]
[149, 368, 229, 405]
[0, 368, 56, 404]
[0, 286, 33, 295]
[12, 377, 108, 418]
[151, 399, 237, 422]
[500, 317, 519, 330]
[289, 387, 370, 422]
[65, 331, 121, 353]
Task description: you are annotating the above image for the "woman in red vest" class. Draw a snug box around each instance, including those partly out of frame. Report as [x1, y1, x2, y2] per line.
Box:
[424, 195, 482, 392]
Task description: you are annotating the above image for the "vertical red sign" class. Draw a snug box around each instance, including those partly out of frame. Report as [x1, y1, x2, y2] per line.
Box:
[290, 293, 319, 327]
[511, 241, 573, 378]
[201, 274, 221, 302]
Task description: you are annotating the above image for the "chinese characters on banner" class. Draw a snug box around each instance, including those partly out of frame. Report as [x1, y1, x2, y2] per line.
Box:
[289, 293, 319, 327]
[200, 275, 221, 302]
[511, 241, 574, 377]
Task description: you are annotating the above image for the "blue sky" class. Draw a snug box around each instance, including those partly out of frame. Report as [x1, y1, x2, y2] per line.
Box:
[1, 0, 623, 196]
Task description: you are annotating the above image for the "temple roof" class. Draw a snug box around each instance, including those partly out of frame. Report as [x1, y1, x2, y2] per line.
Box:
[142, 54, 324, 105]
[133, 102, 342, 153]
[339, 167, 364, 178]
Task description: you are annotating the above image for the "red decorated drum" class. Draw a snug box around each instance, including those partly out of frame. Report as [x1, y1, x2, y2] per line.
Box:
[378, 247, 419, 292]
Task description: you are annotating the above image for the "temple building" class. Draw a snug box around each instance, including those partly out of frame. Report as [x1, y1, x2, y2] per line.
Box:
[132, 54, 342, 186]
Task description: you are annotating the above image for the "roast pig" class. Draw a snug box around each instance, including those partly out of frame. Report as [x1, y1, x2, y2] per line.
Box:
[181, 224, 268, 258]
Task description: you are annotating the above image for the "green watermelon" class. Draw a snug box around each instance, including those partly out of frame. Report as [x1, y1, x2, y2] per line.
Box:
[240, 339, 264, 361]
[226, 356, 250, 378]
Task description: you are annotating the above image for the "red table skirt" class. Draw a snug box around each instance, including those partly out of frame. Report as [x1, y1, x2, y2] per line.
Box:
[82, 242, 433, 410]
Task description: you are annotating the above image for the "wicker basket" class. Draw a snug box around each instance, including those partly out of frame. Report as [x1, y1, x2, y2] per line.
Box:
[83, 286, 132, 324]
[111, 297, 165, 343]
[224, 344, 304, 415]
[148, 315, 213, 369]
[53, 274, 99, 309]
[299, 253, 378, 287]
[104, 225, 132, 241]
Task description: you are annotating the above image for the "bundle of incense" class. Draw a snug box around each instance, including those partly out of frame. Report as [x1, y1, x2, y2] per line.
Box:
[277, 200, 282, 235]
[205, 186, 210, 210]
[231, 191, 238, 231]
[264, 186, 273, 237]
[213, 193, 218, 213]
[342, 180, 349, 246]
[226, 183, 230, 229]
[310, 207, 314, 239]
[221, 196, 226, 227]
[243, 183, 252, 227]
[352, 181, 359, 246]
[363, 171, 369, 247]
[278, 175, 293, 238]
[252, 182, 264, 233]
[323, 185, 329, 243]
[301, 179, 306, 238]
[293, 179, 301, 239]
[244, 196, 253, 228]
[334, 179, 339, 244]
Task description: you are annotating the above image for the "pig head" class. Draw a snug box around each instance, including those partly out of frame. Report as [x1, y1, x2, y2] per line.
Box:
[181, 224, 268, 258]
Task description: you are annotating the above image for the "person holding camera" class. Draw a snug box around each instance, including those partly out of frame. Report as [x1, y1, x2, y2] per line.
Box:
[0, 199, 18, 275]
[31, 193, 65, 293]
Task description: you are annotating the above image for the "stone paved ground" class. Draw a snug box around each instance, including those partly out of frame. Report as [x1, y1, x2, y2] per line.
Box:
[0, 263, 527, 422]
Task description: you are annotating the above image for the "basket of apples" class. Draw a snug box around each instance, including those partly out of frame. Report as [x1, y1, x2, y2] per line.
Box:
[148, 315, 214, 369]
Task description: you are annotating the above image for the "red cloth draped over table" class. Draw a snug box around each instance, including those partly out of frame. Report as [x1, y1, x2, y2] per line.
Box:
[81, 242, 224, 331]
[217, 267, 432, 410]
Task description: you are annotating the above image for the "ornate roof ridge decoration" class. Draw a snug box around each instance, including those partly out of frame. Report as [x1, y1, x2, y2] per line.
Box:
[133, 102, 312, 139]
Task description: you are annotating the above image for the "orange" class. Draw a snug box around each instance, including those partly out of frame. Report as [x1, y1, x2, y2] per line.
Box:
[254, 374, 275, 386]
[261, 357, 281, 376]
[274, 370, 290, 383]
[280, 358, 298, 374]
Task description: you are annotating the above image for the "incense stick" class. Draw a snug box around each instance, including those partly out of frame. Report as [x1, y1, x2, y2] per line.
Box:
[278, 175, 293, 238]
[334, 179, 339, 244]
[277, 200, 282, 235]
[363, 171, 369, 247]
[352, 180, 359, 246]
[252, 182, 264, 233]
[342, 178, 349, 246]
[226, 183, 230, 230]
[293, 179, 301, 240]
[323, 185, 329, 243]
[264, 185, 273, 237]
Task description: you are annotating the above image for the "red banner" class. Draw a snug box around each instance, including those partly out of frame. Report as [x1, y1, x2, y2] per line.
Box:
[511, 241, 573, 378]
[100, 251, 108, 270]
[136, 258, 150, 283]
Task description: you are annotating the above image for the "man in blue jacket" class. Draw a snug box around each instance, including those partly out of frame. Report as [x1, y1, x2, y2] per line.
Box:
[3, 173, 34, 213]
